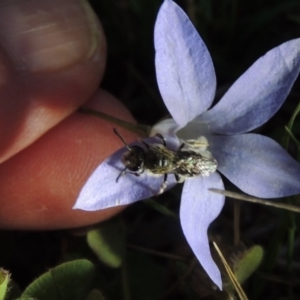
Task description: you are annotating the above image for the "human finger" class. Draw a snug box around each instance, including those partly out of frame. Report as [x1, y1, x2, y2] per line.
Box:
[0, 0, 106, 163]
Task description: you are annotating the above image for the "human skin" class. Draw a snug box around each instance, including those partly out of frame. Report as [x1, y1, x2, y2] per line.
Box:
[0, 0, 135, 229]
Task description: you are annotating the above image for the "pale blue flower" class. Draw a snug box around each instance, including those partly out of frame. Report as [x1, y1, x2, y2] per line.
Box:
[74, 0, 300, 289]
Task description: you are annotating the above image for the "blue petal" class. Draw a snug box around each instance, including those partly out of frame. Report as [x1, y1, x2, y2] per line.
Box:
[209, 134, 300, 198]
[201, 39, 300, 134]
[74, 145, 177, 211]
[180, 173, 225, 290]
[154, 0, 216, 127]
[150, 118, 179, 137]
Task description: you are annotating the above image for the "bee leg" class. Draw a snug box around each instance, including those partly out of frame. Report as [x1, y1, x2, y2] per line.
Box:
[178, 141, 186, 151]
[116, 168, 144, 183]
[158, 174, 168, 194]
[116, 168, 127, 183]
[141, 134, 166, 149]
[136, 168, 145, 175]
[175, 174, 185, 183]
[155, 133, 166, 146]
[140, 140, 150, 149]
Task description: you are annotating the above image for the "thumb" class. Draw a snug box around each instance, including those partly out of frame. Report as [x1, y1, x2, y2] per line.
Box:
[0, 0, 106, 163]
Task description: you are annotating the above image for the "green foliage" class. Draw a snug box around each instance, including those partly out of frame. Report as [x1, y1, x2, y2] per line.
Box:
[0, 269, 10, 300]
[233, 246, 264, 285]
[87, 218, 125, 268]
[19, 260, 98, 300]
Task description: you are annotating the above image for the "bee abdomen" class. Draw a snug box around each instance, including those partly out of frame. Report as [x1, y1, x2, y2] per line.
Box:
[176, 153, 217, 177]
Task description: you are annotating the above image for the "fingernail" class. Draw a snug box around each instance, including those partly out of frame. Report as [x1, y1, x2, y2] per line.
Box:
[0, 0, 99, 72]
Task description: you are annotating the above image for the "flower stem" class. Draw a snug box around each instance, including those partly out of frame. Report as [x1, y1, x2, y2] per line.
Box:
[79, 107, 151, 137]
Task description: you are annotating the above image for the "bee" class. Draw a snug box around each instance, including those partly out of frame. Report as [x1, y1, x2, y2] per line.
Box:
[114, 128, 218, 194]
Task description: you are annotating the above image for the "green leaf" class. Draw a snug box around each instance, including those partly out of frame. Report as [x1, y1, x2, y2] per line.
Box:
[87, 218, 125, 268]
[287, 101, 300, 130]
[85, 289, 105, 300]
[233, 245, 264, 284]
[21, 259, 96, 300]
[283, 101, 300, 149]
[0, 269, 10, 300]
[285, 126, 300, 146]
[3, 278, 22, 300]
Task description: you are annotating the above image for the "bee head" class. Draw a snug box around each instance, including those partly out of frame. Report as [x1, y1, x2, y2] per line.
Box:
[114, 128, 146, 179]
[122, 146, 145, 171]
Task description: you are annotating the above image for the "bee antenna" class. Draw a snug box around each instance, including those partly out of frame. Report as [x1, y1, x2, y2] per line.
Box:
[113, 128, 131, 151]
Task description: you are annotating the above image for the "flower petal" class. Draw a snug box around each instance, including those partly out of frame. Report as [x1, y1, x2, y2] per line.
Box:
[201, 39, 300, 134]
[209, 134, 300, 198]
[180, 173, 225, 290]
[150, 118, 179, 137]
[154, 0, 216, 127]
[74, 145, 177, 211]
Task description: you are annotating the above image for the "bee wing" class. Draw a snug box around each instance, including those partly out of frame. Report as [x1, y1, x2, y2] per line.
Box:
[147, 145, 179, 174]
